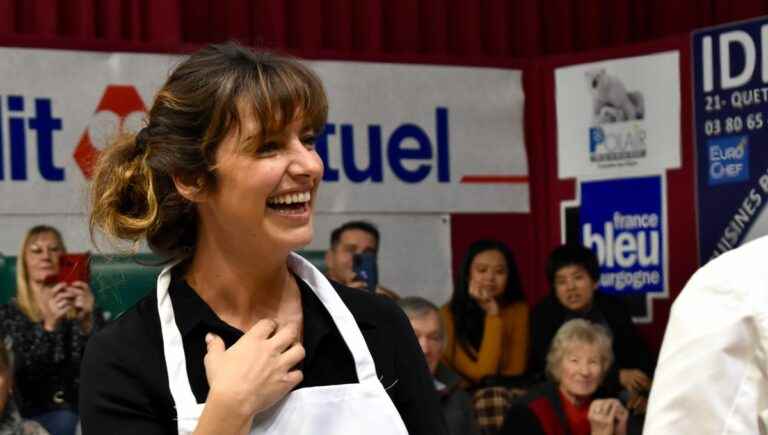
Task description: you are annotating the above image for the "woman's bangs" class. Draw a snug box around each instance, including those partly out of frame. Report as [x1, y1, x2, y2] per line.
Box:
[251, 63, 328, 142]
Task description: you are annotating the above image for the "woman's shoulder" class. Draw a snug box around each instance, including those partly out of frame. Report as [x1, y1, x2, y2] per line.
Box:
[85, 292, 162, 363]
[0, 301, 23, 316]
[0, 301, 33, 329]
[331, 282, 405, 326]
[501, 383, 558, 435]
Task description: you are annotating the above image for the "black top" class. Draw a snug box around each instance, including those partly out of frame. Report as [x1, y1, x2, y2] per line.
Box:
[529, 292, 655, 394]
[500, 382, 569, 435]
[79, 270, 447, 434]
[0, 302, 104, 417]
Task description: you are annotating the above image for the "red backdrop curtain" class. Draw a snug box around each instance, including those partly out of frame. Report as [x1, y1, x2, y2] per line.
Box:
[2, 0, 767, 56]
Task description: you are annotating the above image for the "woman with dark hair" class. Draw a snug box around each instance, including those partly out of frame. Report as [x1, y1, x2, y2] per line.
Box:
[79, 42, 445, 435]
[440, 240, 529, 386]
[529, 244, 653, 414]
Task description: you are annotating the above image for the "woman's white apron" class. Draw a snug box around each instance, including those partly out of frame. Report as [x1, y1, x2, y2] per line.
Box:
[156, 253, 409, 434]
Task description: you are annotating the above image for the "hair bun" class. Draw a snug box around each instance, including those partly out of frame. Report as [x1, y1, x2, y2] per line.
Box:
[134, 127, 150, 155]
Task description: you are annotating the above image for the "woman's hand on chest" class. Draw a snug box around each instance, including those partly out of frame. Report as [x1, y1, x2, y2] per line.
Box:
[203, 318, 305, 419]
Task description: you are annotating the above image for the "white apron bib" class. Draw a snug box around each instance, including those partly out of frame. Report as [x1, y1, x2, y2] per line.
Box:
[156, 253, 409, 435]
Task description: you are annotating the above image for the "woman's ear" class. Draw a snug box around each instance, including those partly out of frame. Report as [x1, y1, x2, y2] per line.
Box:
[172, 174, 207, 203]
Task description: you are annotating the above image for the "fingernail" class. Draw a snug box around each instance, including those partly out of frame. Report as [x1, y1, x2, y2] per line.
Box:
[205, 333, 214, 344]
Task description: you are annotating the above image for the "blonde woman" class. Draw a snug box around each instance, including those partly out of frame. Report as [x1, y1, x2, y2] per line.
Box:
[501, 320, 628, 435]
[0, 225, 101, 435]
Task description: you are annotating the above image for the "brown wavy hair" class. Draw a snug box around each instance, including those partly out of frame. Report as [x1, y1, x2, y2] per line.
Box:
[89, 42, 328, 260]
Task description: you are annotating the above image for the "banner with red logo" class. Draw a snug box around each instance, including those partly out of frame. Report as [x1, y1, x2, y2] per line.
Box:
[0, 47, 531, 302]
[0, 47, 528, 215]
[0, 49, 174, 213]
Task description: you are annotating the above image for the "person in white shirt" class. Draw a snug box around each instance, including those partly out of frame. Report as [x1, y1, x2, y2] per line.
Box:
[644, 235, 768, 434]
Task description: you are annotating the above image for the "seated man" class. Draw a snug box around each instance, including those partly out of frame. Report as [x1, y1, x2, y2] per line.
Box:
[324, 220, 399, 299]
[529, 244, 654, 414]
[398, 297, 480, 435]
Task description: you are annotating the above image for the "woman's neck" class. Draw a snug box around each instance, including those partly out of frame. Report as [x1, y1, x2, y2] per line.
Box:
[28, 280, 52, 319]
[186, 228, 302, 332]
[559, 385, 591, 407]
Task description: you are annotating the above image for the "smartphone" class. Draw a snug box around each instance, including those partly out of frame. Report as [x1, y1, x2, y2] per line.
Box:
[44, 253, 91, 286]
[352, 252, 378, 293]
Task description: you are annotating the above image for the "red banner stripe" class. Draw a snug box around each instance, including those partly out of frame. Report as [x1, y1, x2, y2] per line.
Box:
[459, 175, 529, 184]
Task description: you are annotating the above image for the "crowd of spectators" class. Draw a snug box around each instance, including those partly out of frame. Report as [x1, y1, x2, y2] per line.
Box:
[325, 222, 654, 434]
[0, 220, 654, 434]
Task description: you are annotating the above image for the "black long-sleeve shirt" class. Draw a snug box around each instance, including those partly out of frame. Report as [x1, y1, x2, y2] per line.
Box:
[0, 302, 104, 417]
[79, 272, 447, 434]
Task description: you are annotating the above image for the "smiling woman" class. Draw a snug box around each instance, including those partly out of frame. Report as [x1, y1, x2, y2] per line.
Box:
[80, 42, 446, 435]
[500, 320, 628, 435]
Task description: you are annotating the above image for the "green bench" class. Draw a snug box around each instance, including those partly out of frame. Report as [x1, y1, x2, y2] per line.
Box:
[0, 251, 327, 319]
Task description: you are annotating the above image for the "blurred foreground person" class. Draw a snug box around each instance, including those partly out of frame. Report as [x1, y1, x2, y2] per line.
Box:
[645, 236, 768, 434]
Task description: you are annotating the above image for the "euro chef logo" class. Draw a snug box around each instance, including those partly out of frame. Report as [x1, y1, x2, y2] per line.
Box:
[580, 177, 664, 295]
[585, 69, 648, 167]
[708, 135, 749, 185]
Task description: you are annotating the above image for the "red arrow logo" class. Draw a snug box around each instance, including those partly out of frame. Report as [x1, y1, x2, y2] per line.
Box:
[74, 85, 147, 179]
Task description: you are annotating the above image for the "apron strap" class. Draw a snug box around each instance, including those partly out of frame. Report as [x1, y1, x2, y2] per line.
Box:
[287, 253, 379, 383]
[158, 253, 383, 418]
[156, 260, 200, 410]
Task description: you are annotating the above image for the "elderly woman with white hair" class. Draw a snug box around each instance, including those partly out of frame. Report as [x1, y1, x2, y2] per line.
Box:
[500, 319, 628, 435]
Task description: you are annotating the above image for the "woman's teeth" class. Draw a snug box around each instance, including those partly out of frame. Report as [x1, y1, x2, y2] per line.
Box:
[267, 191, 311, 205]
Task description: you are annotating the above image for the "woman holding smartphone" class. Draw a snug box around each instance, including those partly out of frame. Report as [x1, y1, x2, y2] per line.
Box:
[80, 42, 445, 435]
[0, 225, 102, 435]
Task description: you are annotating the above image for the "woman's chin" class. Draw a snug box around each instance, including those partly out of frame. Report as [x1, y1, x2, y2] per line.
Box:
[278, 228, 314, 253]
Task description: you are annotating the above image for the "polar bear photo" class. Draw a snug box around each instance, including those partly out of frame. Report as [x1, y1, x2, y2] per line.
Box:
[585, 68, 645, 125]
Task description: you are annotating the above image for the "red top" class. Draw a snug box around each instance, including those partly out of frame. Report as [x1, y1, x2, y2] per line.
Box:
[559, 391, 591, 435]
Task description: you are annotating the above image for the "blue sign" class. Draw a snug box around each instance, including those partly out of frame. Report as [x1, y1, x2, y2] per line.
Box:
[693, 17, 768, 262]
[580, 176, 664, 295]
[707, 135, 749, 185]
